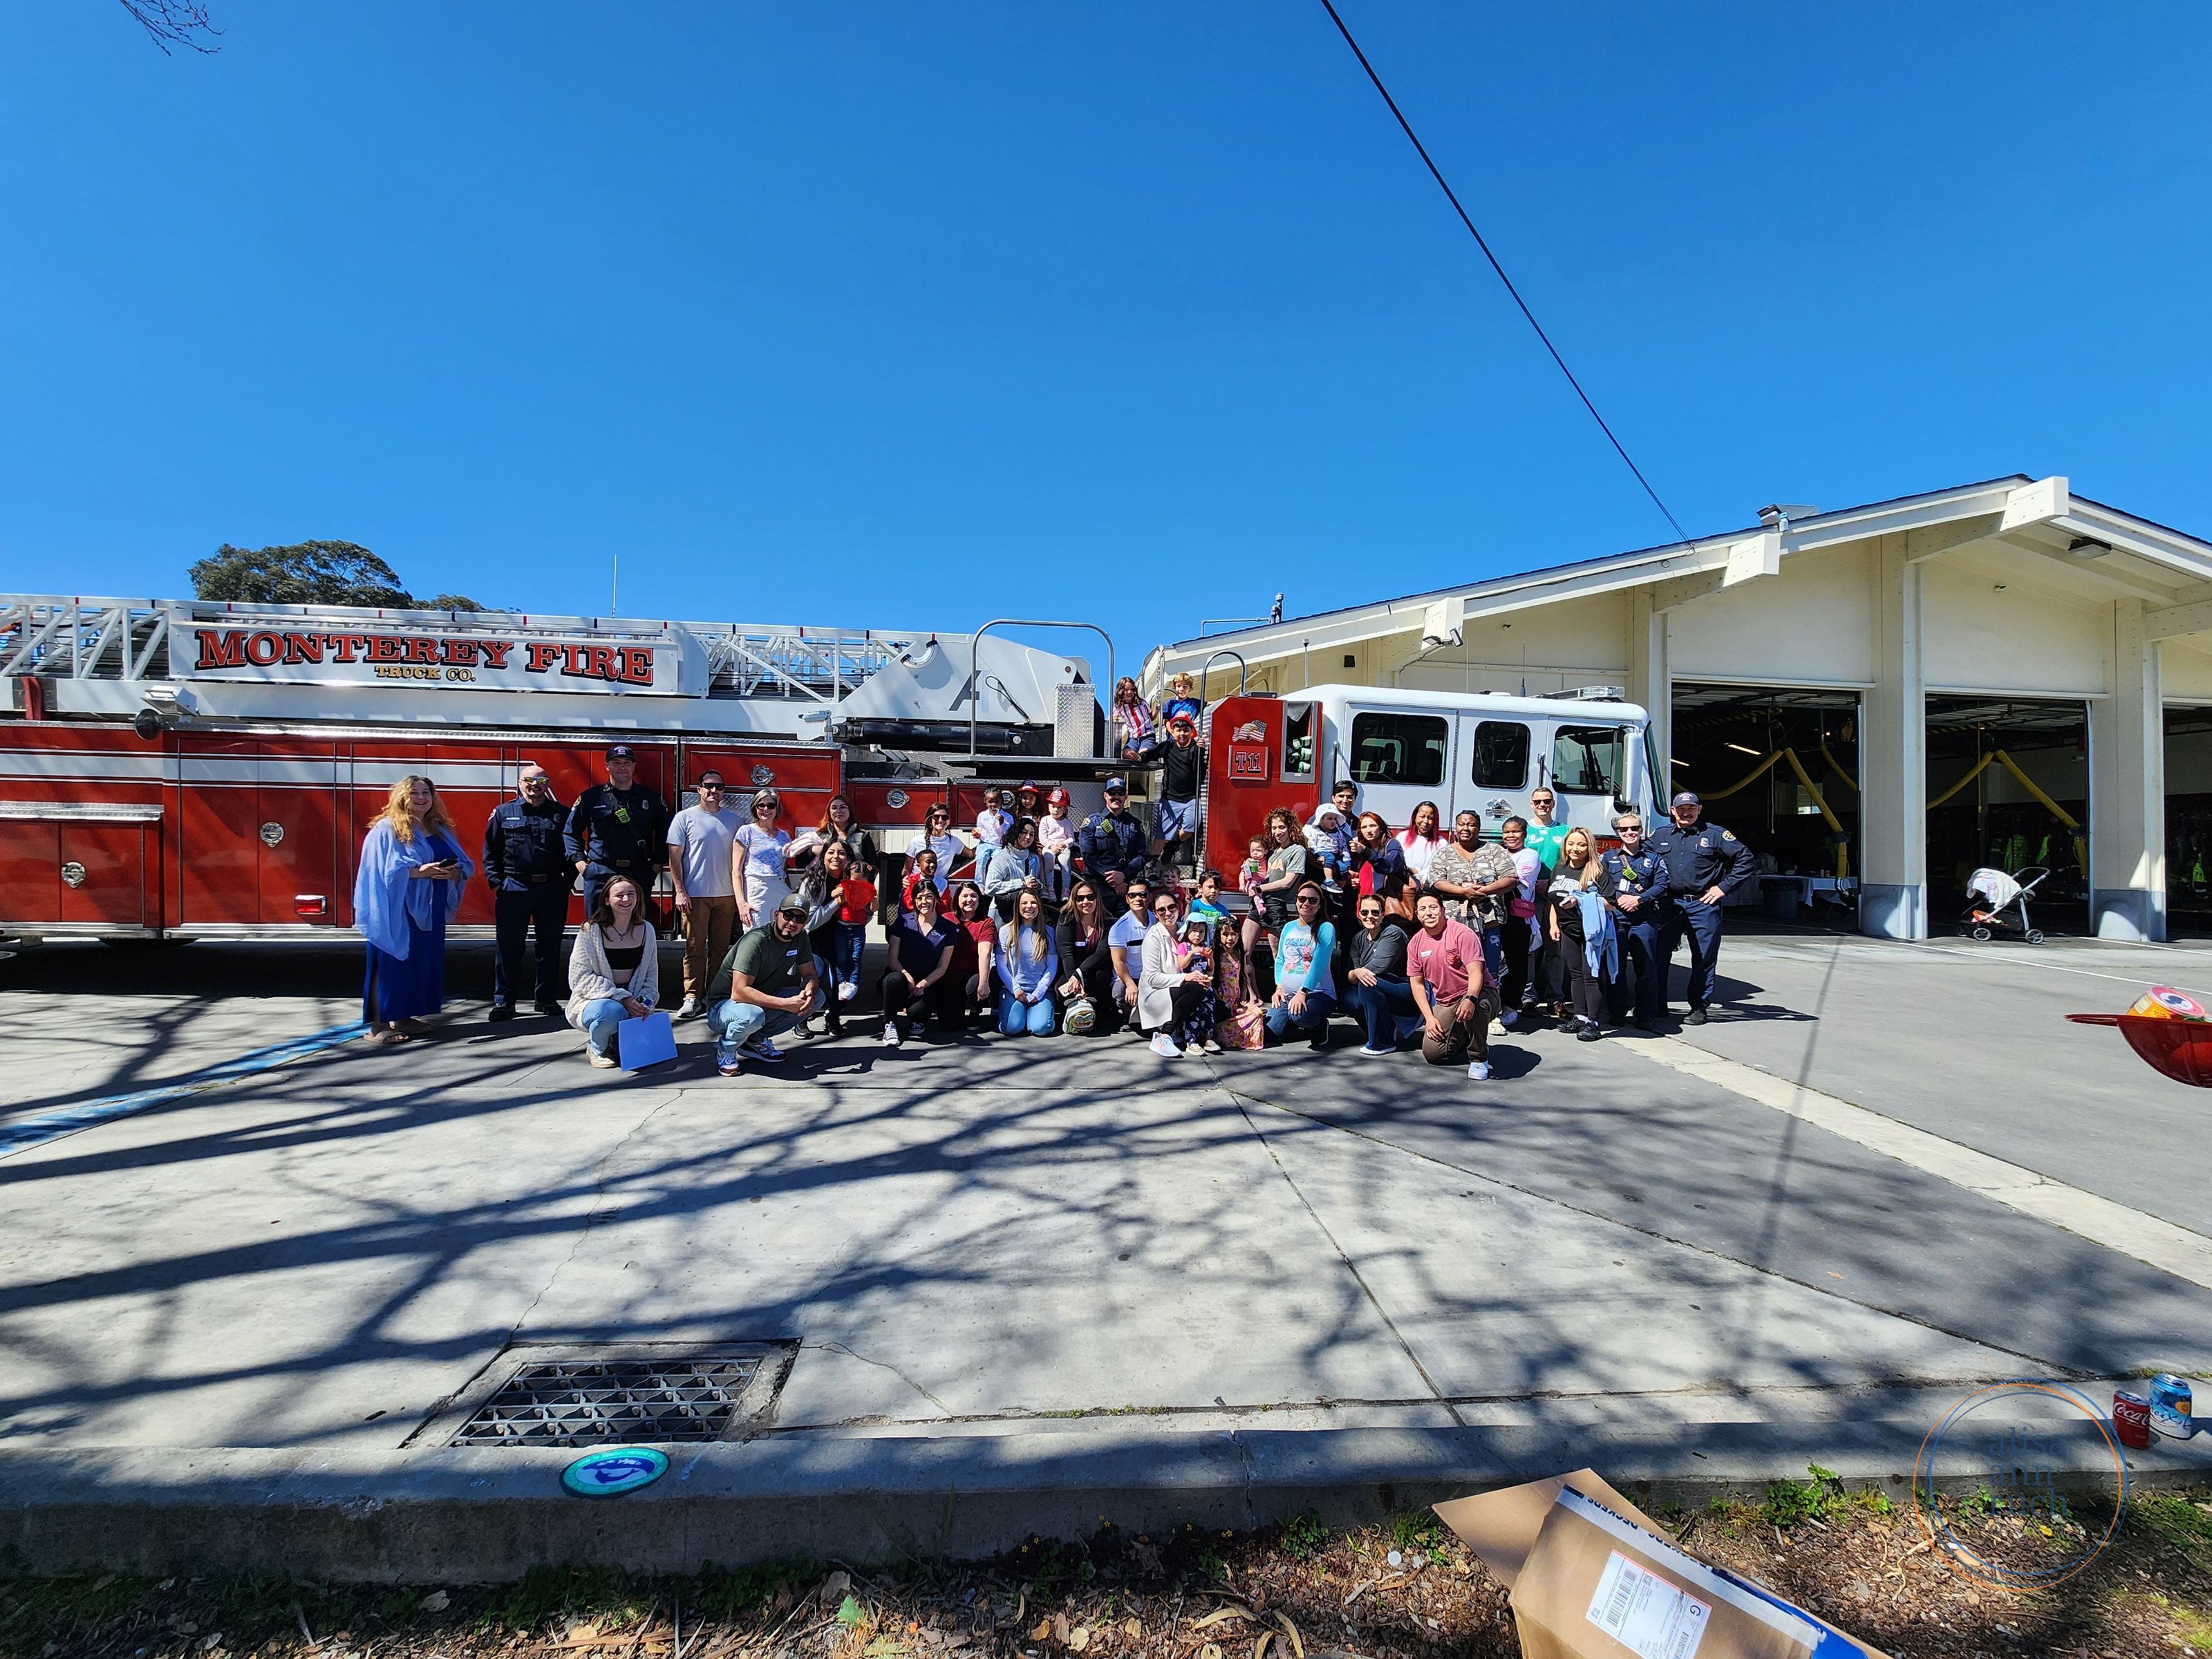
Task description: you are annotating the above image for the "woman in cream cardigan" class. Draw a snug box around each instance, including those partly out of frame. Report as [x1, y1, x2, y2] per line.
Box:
[1138, 887, 1214, 1059]
[566, 875, 662, 1067]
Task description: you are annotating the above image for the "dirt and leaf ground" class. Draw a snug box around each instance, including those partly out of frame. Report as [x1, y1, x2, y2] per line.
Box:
[4, 1474, 2209, 1659]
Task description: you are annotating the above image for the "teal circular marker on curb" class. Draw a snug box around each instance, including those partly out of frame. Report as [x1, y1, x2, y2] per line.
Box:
[562, 1447, 669, 1497]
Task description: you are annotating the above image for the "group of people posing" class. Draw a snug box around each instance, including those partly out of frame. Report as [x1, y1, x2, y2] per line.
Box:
[350, 731, 1758, 1081]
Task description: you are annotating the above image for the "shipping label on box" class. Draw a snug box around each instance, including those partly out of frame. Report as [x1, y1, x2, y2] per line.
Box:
[1433, 1471, 1887, 1659]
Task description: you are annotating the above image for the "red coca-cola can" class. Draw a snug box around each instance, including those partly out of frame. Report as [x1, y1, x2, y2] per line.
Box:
[2114, 1391, 2153, 1449]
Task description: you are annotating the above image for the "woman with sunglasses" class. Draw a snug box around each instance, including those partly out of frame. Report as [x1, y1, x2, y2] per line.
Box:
[1346, 891, 1418, 1056]
[1053, 881, 1120, 1035]
[731, 789, 792, 931]
[901, 802, 966, 913]
[1264, 881, 1338, 1050]
[1138, 887, 1213, 1058]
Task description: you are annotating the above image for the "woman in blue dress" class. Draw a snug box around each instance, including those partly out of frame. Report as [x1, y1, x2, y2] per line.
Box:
[354, 774, 474, 1046]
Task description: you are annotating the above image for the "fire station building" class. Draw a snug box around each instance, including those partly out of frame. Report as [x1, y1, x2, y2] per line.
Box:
[1145, 476, 2212, 942]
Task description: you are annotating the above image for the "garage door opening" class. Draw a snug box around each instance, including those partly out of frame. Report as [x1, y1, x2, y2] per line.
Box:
[2164, 705, 2212, 935]
[1926, 695, 2089, 935]
[1669, 684, 1860, 914]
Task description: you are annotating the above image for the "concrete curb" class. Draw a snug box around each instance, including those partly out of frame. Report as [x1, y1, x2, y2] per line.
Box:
[6, 1420, 2208, 1582]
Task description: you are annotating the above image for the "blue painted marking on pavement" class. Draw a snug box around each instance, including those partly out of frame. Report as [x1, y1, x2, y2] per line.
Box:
[0, 1020, 369, 1161]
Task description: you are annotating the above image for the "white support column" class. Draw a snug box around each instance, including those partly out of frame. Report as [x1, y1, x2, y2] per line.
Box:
[2090, 599, 2167, 941]
[1860, 533, 1927, 937]
[1627, 587, 1670, 810]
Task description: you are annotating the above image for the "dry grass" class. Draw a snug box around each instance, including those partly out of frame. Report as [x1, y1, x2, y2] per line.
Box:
[4, 1485, 2209, 1659]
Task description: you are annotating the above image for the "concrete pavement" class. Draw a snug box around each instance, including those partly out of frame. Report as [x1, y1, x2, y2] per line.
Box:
[1, 930, 2208, 1573]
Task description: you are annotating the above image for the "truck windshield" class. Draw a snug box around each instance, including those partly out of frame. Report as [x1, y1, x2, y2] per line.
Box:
[1552, 725, 1624, 796]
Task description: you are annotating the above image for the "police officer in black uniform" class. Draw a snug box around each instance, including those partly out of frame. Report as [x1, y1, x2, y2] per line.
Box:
[482, 760, 574, 1020]
[1597, 809, 1669, 1031]
[1648, 789, 1757, 1024]
[565, 743, 671, 922]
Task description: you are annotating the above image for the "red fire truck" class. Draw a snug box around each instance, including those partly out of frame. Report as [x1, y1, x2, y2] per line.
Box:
[0, 595, 1114, 942]
[1, 595, 1656, 944]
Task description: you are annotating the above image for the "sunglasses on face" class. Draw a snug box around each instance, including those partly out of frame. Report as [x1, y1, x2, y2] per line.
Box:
[1359, 908, 1382, 919]
[698, 783, 724, 791]
[1296, 894, 1322, 905]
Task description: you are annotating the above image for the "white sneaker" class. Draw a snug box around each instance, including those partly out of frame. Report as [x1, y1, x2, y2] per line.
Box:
[1201, 1039, 1223, 1055]
[674, 997, 702, 1021]
[1356, 1043, 1394, 1058]
[1467, 1059, 1490, 1080]
[1150, 1033, 1182, 1059]
[838, 981, 858, 1002]
[588, 1050, 619, 1069]
[880, 1026, 901, 1048]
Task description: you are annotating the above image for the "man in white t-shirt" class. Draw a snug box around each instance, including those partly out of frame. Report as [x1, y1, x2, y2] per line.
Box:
[1107, 874, 1152, 1035]
[666, 771, 743, 1019]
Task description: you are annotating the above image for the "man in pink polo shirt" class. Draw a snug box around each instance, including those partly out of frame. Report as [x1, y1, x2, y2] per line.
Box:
[1406, 890, 1499, 1080]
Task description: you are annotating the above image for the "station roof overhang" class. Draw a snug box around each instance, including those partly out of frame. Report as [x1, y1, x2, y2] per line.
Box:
[1147, 476, 2212, 681]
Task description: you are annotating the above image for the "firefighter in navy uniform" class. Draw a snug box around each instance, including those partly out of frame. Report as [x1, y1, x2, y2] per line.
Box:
[1648, 789, 1757, 1025]
[482, 760, 574, 1020]
[565, 743, 671, 922]
[1076, 776, 1150, 916]
[1597, 809, 1670, 1031]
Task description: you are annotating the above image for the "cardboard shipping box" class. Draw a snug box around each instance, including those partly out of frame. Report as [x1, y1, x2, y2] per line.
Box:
[1434, 1470, 1891, 1659]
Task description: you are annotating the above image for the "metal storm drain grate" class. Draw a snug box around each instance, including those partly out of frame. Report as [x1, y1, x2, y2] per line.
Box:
[442, 1344, 794, 1447]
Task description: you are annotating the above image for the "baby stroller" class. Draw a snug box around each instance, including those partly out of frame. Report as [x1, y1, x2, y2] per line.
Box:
[1961, 866, 2047, 944]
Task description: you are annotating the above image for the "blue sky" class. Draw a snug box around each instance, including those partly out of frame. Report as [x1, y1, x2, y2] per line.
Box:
[3, 2, 2207, 667]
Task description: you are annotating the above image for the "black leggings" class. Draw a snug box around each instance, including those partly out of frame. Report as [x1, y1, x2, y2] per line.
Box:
[879, 971, 962, 1034]
[1163, 980, 1210, 1048]
[1559, 934, 1609, 1024]
[1501, 922, 1534, 1007]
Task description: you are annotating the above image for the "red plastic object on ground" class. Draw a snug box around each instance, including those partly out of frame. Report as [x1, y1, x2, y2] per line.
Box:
[2065, 1013, 2212, 1087]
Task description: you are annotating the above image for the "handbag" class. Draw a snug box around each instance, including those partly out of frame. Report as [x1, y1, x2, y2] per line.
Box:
[617, 1011, 677, 1069]
[1062, 995, 1098, 1035]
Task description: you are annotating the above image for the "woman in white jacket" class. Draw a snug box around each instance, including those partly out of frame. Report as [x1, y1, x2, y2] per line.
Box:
[566, 876, 662, 1067]
[1138, 888, 1213, 1059]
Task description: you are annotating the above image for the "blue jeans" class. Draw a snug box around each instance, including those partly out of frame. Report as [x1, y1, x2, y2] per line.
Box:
[1265, 988, 1338, 1040]
[709, 988, 825, 1065]
[1479, 925, 1503, 983]
[831, 924, 867, 989]
[1349, 977, 1420, 1049]
[996, 991, 1058, 1035]
[578, 997, 630, 1058]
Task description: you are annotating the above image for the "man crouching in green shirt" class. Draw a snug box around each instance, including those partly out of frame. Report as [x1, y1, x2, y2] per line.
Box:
[706, 892, 825, 1076]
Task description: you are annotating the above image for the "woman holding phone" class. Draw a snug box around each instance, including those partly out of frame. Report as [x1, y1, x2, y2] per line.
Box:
[353, 774, 474, 1046]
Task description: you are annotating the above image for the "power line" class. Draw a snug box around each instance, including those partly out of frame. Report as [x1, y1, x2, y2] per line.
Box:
[1315, 0, 1693, 547]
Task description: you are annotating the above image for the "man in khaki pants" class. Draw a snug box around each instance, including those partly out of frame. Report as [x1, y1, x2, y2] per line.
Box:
[666, 771, 742, 1020]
